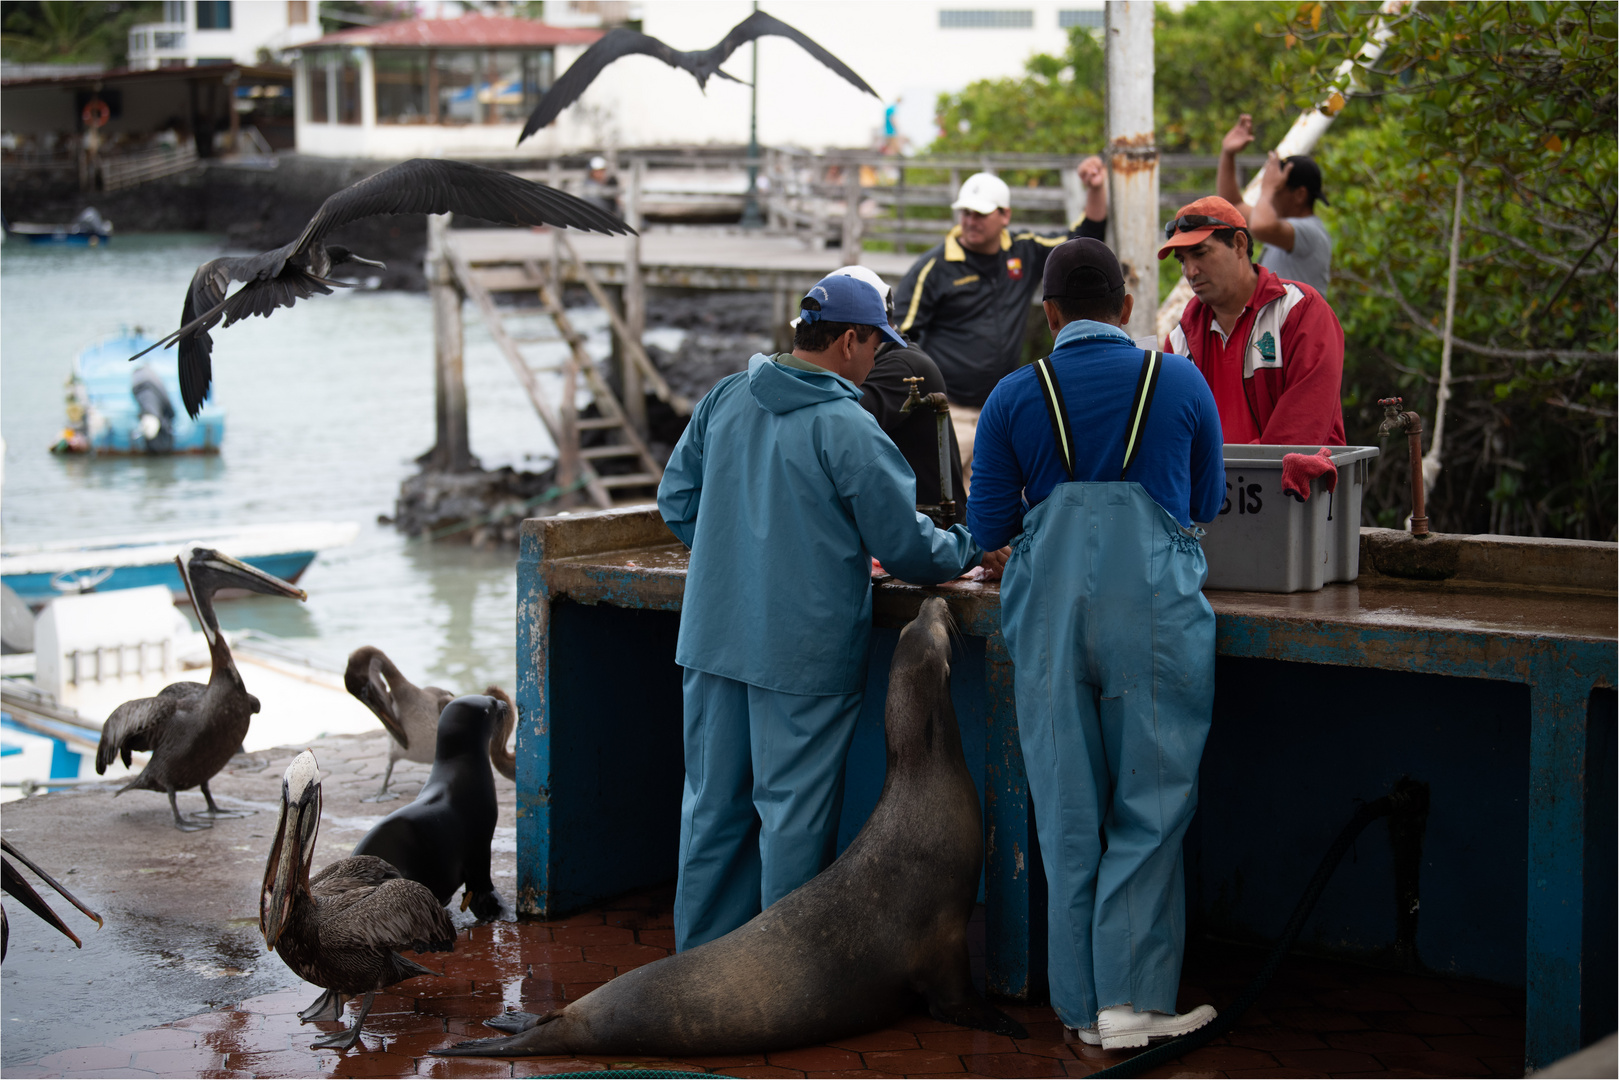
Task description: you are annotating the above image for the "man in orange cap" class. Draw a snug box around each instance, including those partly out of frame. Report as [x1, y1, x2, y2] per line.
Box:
[1159, 196, 1345, 446]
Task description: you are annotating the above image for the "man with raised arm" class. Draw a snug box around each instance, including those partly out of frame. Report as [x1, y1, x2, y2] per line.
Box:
[1217, 114, 1333, 297]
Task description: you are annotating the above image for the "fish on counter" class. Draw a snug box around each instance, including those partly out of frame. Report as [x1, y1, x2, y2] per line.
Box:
[261, 751, 457, 1051]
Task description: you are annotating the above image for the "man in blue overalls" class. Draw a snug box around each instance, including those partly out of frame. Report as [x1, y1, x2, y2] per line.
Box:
[968, 238, 1227, 1050]
[659, 274, 983, 951]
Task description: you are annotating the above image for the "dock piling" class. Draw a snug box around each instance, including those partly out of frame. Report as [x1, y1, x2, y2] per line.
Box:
[427, 213, 473, 473]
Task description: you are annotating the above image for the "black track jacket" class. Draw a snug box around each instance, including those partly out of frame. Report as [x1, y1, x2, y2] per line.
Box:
[858, 340, 966, 524]
[894, 217, 1108, 408]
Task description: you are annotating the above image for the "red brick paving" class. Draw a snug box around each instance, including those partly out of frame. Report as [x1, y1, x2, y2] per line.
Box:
[12, 886, 1527, 1078]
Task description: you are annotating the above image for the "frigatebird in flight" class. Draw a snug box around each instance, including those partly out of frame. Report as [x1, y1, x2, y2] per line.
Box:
[518, 10, 878, 143]
[130, 158, 632, 419]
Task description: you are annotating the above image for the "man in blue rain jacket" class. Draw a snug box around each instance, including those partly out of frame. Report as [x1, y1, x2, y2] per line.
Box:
[968, 239, 1226, 1051]
[658, 274, 983, 951]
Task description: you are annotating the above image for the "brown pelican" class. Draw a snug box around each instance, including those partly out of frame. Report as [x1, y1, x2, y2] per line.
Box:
[518, 10, 877, 142]
[127, 158, 634, 418]
[95, 546, 306, 830]
[2, 839, 103, 961]
[344, 646, 516, 800]
[262, 751, 457, 1051]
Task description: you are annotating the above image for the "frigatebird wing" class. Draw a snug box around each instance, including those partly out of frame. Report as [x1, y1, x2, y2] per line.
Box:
[706, 10, 878, 98]
[290, 159, 632, 258]
[518, 28, 690, 142]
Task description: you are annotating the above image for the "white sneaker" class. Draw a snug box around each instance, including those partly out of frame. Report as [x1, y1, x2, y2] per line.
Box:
[1063, 1024, 1101, 1046]
[1096, 1004, 1217, 1050]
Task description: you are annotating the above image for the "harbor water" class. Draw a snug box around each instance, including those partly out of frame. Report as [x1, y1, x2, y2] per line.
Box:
[2, 233, 662, 699]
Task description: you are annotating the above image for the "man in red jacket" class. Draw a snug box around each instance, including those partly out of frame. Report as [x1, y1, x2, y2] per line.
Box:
[1159, 196, 1345, 446]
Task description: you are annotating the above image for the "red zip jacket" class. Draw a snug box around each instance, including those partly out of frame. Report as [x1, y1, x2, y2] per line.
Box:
[1168, 265, 1346, 446]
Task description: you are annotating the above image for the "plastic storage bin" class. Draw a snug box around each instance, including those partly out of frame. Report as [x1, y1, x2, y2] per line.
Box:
[1199, 444, 1381, 593]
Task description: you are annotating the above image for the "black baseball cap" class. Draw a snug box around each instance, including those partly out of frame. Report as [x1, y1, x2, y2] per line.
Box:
[1282, 155, 1329, 206]
[1043, 237, 1125, 301]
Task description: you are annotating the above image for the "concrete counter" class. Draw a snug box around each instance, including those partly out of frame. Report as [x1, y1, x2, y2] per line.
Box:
[514, 506, 1615, 1070]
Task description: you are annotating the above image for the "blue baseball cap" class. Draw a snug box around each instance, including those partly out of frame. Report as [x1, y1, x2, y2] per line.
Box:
[799, 274, 905, 346]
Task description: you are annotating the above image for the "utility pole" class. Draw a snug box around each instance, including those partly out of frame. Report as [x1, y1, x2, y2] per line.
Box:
[1104, 1, 1159, 343]
[741, 0, 763, 228]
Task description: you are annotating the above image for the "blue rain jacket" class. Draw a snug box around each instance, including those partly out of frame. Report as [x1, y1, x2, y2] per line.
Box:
[660, 353, 982, 696]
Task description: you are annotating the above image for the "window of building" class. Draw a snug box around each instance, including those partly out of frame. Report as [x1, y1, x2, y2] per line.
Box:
[196, 1, 231, 30]
[939, 9, 1034, 29]
[376, 50, 430, 123]
[307, 50, 361, 124]
[484, 50, 551, 124]
[435, 51, 481, 124]
[287, 0, 308, 23]
[164, 0, 186, 24]
[1057, 9, 1104, 28]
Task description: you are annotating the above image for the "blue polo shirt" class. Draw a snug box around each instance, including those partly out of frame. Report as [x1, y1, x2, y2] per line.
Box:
[967, 320, 1226, 549]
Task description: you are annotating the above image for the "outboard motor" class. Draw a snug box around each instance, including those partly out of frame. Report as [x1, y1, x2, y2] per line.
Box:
[131, 364, 176, 453]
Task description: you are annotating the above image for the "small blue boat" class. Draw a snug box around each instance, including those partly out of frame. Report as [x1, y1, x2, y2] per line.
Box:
[4, 206, 114, 245]
[1, 521, 360, 609]
[53, 330, 225, 455]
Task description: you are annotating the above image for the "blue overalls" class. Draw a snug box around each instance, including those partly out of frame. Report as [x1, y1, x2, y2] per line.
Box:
[999, 351, 1217, 1027]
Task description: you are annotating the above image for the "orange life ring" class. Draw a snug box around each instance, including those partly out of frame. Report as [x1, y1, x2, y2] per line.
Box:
[81, 99, 111, 129]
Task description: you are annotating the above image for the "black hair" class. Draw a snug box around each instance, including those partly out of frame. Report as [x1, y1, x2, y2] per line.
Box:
[1051, 285, 1126, 323]
[793, 297, 879, 352]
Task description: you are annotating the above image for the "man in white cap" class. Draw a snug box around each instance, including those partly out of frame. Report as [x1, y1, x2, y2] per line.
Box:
[582, 154, 619, 215]
[893, 157, 1108, 481]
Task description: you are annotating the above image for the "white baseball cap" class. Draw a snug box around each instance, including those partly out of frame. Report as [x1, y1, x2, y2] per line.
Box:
[790, 264, 894, 328]
[951, 172, 1011, 215]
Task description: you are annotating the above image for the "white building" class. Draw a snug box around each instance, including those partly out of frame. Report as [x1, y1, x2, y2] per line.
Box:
[128, 0, 323, 71]
[290, 1, 1101, 158]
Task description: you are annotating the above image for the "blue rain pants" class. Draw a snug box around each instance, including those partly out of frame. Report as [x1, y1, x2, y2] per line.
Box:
[999, 481, 1215, 1027]
[673, 667, 864, 951]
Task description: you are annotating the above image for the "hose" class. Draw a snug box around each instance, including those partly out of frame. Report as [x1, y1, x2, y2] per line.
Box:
[1091, 776, 1431, 1078]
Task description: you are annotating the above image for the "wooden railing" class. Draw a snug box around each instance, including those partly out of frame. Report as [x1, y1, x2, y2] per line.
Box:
[99, 141, 199, 192]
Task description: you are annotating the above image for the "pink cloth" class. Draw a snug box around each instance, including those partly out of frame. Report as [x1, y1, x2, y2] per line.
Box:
[1282, 446, 1338, 502]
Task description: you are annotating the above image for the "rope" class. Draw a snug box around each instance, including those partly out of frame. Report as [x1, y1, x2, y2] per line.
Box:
[1091, 777, 1429, 1078]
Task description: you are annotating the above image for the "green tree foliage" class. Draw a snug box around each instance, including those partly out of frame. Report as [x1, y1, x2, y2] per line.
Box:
[0, 1, 159, 67]
[932, 3, 1301, 157]
[1281, 1, 1616, 538]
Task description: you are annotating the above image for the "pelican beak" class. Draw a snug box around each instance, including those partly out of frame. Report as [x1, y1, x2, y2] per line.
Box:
[198, 550, 308, 602]
[261, 752, 320, 951]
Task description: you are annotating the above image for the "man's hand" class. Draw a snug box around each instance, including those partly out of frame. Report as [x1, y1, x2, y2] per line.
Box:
[1077, 154, 1107, 222]
[1258, 151, 1293, 196]
[1222, 114, 1255, 157]
[1077, 154, 1105, 191]
[978, 546, 1012, 581]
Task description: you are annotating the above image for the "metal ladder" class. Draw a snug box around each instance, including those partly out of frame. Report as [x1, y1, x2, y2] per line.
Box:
[445, 239, 666, 509]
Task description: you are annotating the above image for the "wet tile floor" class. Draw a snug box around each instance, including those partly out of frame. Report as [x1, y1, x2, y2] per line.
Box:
[9, 885, 1525, 1079]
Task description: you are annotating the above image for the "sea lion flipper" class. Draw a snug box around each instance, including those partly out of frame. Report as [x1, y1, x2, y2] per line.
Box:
[433, 1030, 548, 1057]
[483, 1010, 542, 1033]
[924, 990, 1029, 1039]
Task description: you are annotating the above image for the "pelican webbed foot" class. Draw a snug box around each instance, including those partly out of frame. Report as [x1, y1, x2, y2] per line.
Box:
[298, 988, 347, 1023]
[169, 791, 214, 831]
[309, 992, 373, 1051]
[197, 782, 254, 819]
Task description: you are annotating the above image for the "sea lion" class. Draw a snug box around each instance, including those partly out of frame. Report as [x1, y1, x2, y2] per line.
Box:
[436, 597, 1025, 1058]
[344, 647, 518, 800]
[350, 693, 507, 921]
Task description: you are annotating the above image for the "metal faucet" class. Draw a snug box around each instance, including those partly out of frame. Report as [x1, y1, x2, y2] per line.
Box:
[1377, 397, 1430, 537]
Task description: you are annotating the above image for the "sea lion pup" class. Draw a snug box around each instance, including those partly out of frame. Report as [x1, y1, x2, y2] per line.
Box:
[345, 648, 517, 798]
[350, 694, 507, 921]
[436, 597, 1025, 1058]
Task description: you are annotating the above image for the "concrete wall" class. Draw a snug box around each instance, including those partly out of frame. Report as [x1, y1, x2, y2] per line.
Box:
[188, 0, 321, 64]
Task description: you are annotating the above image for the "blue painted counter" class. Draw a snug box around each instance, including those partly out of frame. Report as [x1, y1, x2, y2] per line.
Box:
[514, 508, 1616, 1070]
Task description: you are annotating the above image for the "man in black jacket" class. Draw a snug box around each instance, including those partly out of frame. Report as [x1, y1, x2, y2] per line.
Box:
[893, 157, 1109, 484]
[817, 265, 965, 524]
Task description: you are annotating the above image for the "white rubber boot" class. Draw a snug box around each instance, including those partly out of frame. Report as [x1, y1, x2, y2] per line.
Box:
[1096, 1003, 1217, 1050]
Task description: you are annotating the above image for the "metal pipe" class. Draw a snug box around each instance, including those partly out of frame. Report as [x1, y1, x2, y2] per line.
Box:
[1377, 396, 1429, 537]
[1105, 0, 1159, 341]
